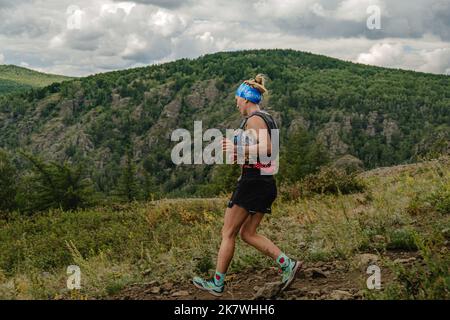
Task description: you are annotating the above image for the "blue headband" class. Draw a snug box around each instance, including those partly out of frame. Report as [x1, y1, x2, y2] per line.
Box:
[236, 83, 262, 104]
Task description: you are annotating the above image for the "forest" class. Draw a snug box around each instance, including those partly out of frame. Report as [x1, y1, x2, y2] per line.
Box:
[0, 49, 448, 213]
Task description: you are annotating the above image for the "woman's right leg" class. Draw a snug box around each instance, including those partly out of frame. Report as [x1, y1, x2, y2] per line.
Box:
[216, 204, 250, 273]
[193, 204, 249, 296]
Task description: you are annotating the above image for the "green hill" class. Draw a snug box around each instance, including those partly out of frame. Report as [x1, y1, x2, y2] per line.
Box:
[0, 49, 449, 199]
[0, 65, 72, 95]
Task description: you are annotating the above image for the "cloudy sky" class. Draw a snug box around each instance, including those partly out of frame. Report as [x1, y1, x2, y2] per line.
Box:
[0, 0, 449, 76]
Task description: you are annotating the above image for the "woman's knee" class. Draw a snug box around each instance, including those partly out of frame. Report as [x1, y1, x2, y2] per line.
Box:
[221, 226, 239, 240]
[239, 228, 256, 243]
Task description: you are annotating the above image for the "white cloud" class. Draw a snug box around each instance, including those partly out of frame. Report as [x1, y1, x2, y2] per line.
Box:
[357, 39, 450, 74]
[122, 34, 148, 58]
[148, 9, 187, 37]
[0, 0, 449, 76]
[253, 0, 317, 19]
[100, 1, 136, 16]
[418, 47, 450, 74]
[0, 53, 4, 64]
[357, 43, 404, 66]
[334, 0, 386, 22]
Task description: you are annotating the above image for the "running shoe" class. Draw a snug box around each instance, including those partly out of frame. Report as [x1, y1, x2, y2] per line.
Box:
[281, 260, 301, 291]
[192, 276, 224, 297]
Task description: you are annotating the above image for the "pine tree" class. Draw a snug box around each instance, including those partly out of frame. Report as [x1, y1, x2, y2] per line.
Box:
[116, 148, 139, 202]
[19, 151, 94, 212]
[0, 149, 18, 211]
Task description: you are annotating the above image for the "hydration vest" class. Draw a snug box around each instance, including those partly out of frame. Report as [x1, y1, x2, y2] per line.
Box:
[238, 110, 279, 136]
[234, 110, 279, 175]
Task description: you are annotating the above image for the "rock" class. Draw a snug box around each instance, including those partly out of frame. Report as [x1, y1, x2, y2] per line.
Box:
[147, 97, 182, 147]
[329, 290, 353, 300]
[382, 118, 400, 144]
[162, 282, 174, 292]
[171, 290, 189, 297]
[289, 117, 310, 134]
[313, 262, 325, 268]
[354, 253, 379, 269]
[309, 290, 321, 298]
[322, 264, 334, 271]
[147, 286, 161, 294]
[305, 268, 328, 279]
[253, 282, 283, 300]
[316, 121, 350, 156]
[253, 286, 260, 292]
[365, 111, 378, 137]
[296, 287, 310, 296]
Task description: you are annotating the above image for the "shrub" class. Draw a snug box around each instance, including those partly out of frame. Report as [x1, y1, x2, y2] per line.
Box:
[280, 166, 366, 200]
[195, 254, 214, 274]
[303, 166, 366, 195]
[427, 181, 450, 215]
[407, 180, 450, 216]
[373, 234, 449, 299]
[386, 228, 418, 251]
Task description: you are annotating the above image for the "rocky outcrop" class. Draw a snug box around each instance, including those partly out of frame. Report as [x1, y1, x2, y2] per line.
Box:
[185, 80, 220, 110]
[364, 111, 400, 144]
[147, 97, 182, 148]
[382, 118, 399, 144]
[316, 121, 349, 156]
[365, 111, 378, 137]
[289, 116, 310, 135]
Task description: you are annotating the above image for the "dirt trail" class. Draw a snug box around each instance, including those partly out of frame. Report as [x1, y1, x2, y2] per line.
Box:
[114, 251, 418, 300]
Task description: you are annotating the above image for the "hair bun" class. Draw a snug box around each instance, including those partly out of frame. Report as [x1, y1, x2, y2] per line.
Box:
[254, 74, 265, 86]
[243, 74, 268, 95]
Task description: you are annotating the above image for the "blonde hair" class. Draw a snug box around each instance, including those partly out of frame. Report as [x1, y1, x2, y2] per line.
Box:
[244, 73, 268, 95]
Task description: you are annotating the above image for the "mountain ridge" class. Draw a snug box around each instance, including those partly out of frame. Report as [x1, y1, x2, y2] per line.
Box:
[0, 49, 448, 198]
[0, 64, 73, 95]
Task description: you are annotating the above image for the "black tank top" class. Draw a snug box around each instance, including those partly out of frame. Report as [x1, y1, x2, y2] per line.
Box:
[233, 110, 279, 179]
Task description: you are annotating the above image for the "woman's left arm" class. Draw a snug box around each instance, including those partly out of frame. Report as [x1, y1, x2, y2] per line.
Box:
[243, 116, 271, 159]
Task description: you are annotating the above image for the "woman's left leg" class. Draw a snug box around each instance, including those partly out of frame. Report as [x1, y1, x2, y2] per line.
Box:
[239, 212, 301, 290]
[239, 213, 281, 259]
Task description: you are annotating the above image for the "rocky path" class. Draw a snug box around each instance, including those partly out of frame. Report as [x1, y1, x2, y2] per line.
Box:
[113, 252, 418, 300]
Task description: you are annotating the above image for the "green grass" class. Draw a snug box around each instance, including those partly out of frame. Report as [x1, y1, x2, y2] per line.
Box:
[0, 65, 72, 95]
[0, 157, 448, 299]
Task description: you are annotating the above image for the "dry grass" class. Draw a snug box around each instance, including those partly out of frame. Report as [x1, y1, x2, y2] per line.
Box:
[0, 157, 448, 299]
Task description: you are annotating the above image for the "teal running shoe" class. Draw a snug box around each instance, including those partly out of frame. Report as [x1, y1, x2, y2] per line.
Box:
[281, 260, 301, 291]
[192, 277, 224, 297]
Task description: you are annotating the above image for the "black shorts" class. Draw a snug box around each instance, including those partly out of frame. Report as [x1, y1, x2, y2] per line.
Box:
[227, 177, 277, 214]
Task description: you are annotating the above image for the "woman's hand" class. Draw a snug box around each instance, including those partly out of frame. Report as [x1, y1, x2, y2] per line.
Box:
[221, 138, 235, 154]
